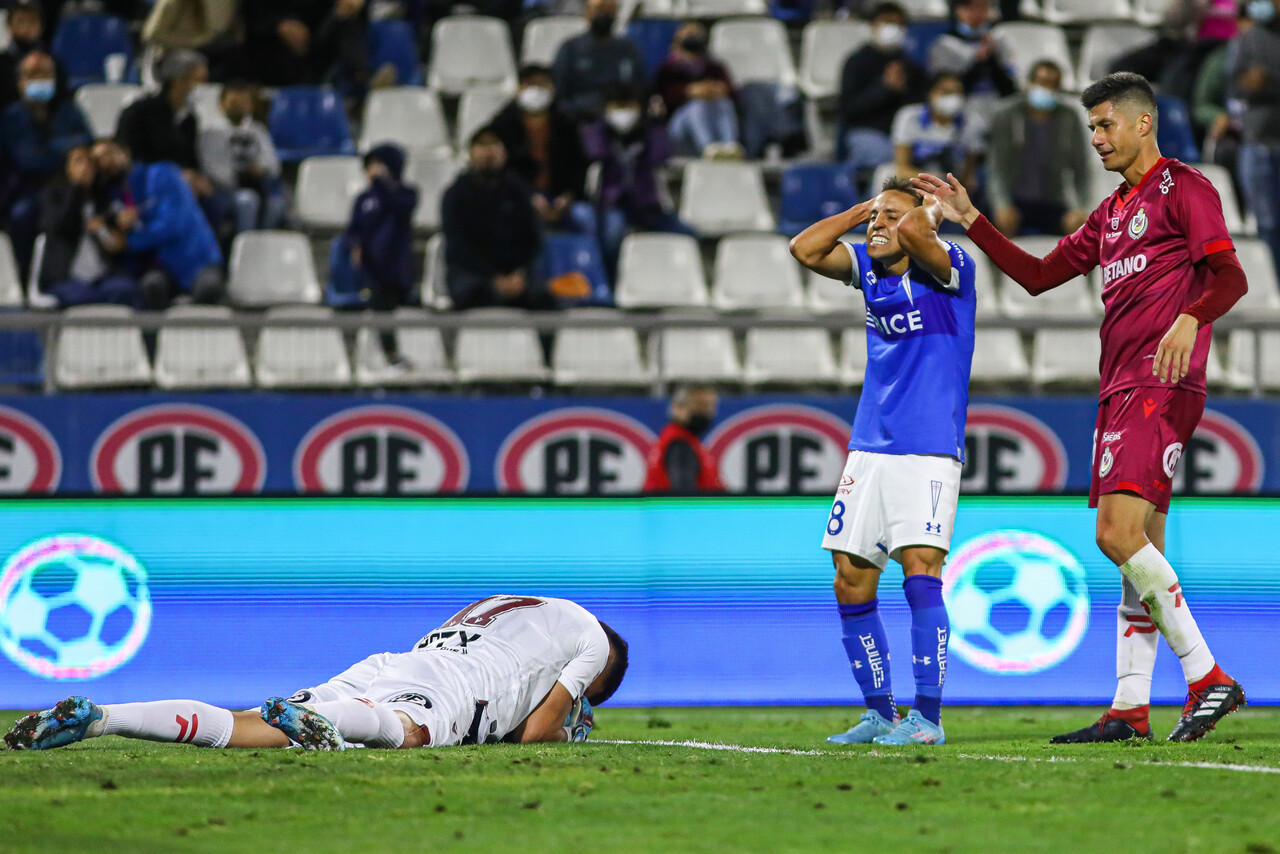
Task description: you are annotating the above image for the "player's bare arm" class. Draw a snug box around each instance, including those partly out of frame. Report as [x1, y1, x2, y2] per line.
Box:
[788, 200, 873, 280]
[1154, 250, 1250, 383]
[508, 681, 576, 743]
[895, 194, 952, 284]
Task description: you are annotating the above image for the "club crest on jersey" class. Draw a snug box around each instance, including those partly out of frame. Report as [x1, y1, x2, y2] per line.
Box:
[1127, 208, 1148, 239]
[1100, 446, 1114, 477]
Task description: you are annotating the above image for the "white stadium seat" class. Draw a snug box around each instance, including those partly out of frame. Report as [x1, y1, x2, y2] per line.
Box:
[1231, 238, 1280, 318]
[1225, 330, 1280, 392]
[799, 20, 871, 99]
[993, 23, 1076, 91]
[653, 327, 742, 384]
[293, 156, 365, 229]
[54, 305, 152, 389]
[900, 0, 950, 17]
[254, 306, 352, 388]
[1078, 24, 1157, 85]
[419, 233, 451, 310]
[1192, 162, 1255, 235]
[405, 156, 462, 231]
[354, 310, 455, 387]
[428, 16, 517, 96]
[1031, 329, 1101, 386]
[359, 87, 451, 157]
[553, 326, 653, 387]
[189, 83, 225, 128]
[970, 329, 1031, 385]
[455, 86, 512, 150]
[1134, 0, 1171, 25]
[807, 267, 866, 315]
[1041, 0, 1134, 24]
[615, 233, 708, 309]
[678, 161, 774, 235]
[0, 233, 25, 308]
[712, 234, 806, 310]
[25, 234, 55, 309]
[75, 83, 142, 137]
[1002, 236, 1100, 319]
[228, 231, 322, 307]
[520, 15, 588, 65]
[455, 325, 550, 383]
[838, 328, 868, 387]
[686, 0, 769, 14]
[743, 328, 840, 386]
[154, 305, 252, 390]
[946, 236, 1002, 321]
[708, 18, 796, 88]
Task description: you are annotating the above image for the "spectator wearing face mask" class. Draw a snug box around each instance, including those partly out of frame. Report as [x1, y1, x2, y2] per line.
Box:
[1232, 0, 1280, 277]
[654, 22, 742, 158]
[890, 72, 981, 188]
[198, 80, 286, 238]
[929, 0, 1016, 134]
[489, 64, 592, 234]
[0, 0, 46, 109]
[551, 0, 646, 123]
[985, 60, 1090, 237]
[643, 386, 724, 495]
[839, 2, 927, 189]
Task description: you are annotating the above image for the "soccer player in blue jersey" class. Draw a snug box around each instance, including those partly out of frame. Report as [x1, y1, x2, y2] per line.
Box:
[789, 176, 977, 746]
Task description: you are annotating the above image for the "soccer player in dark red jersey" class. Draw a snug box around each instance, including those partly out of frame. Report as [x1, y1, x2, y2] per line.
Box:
[915, 72, 1249, 743]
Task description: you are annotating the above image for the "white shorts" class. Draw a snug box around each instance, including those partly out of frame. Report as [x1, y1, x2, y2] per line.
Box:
[290, 651, 479, 747]
[821, 450, 962, 570]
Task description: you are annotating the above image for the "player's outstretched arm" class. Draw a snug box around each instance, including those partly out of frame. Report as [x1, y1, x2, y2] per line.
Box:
[788, 201, 873, 281]
[508, 682, 576, 744]
[896, 194, 953, 285]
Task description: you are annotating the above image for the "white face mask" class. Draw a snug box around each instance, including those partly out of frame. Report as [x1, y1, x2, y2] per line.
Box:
[517, 85, 553, 113]
[605, 107, 640, 134]
[874, 22, 906, 50]
[932, 93, 964, 118]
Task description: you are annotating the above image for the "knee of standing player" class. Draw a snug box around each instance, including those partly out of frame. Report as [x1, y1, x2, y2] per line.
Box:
[832, 557, 877, 602]
[1095, 514, 1142, 561]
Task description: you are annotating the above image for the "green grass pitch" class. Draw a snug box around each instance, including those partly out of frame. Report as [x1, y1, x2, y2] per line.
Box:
[2, 705, 1278, 853]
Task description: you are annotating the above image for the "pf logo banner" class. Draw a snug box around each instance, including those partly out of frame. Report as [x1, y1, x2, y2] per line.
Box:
[0, 406, 61, 493]
[496, 408, 655, 494]
[962, 405, 1067, 493]
[91, 404, 265, 495]
[294, 406, 469, 494]
[706, 405, 850, 494]
[1170, 409, 1263, 494]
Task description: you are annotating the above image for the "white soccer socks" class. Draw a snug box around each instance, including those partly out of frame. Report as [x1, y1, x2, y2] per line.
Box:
[1117, 543, 1215, 683]
[1113, 576, 1159, 708]
[309, 698, 406, 748]
[101, 700, 234, 748]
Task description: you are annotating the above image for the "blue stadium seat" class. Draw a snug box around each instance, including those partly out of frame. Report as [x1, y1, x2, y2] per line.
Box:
[540, 233, 613, 307]
[904, 20, 949, 69]
[0, 330, 44, 387]
[778, 163, 859, 237]
[367, 19, 424, 87]
[1155, 95, 1199, 164]
[50, 14, 136, 89]
[269, 88, 357, 162]
[626, 19, 682, 82]
[770, 0, 815, 22]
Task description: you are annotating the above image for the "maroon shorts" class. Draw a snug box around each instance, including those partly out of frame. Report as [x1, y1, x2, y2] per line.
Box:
[1089, 387, 1205, 514]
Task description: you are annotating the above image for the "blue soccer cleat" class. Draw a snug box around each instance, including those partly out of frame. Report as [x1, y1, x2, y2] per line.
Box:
[261, 697, 345, 751]
[872, 710, 946, 745]
[827, 710, 898, 744]
[3, 696, 105, 751]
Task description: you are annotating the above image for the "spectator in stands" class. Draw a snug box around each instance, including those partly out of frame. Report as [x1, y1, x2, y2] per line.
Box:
[328, 143, 419, 365]
[490, 64, 593, 234]
[838, 2, 927, 190]
[581, 86, 696, 281]
[0, 0, 45, 109]
[891, 72, 980, 190]
[441, 127, 551, 310]
[90, 138, 225, 309]
[1193, 4, 1249, 184]
[242, 0, 373, 90]
[551, 0, 646, 123]
[1112, 0, 1239, 106]
[929, 0, 1015, 132]
[0, 50, 92, 276]
[198, 80, 286, 237]
[1232, 0, 1280, 277]
[985, 60, 1090, 237]
[654, 21, 742, 159]
[38, 144, 140, 307]
[643, 386, 723, 495]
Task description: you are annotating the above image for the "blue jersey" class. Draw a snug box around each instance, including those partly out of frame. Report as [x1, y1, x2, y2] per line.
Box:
[842, 239, 976, 460]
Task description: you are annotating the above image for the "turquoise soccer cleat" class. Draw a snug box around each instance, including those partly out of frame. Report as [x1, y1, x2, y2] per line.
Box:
[261, 697, 345, 751]
[872, 710, 946, 745]
[827, 710, 898, 744]
[3, 696, 105, 751]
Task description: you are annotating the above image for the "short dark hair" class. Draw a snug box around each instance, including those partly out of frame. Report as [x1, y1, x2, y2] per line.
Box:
[1029, 59, 1062, 83]
[519, 63, 552, 84]
[605, 83, 641, 105]
[588, 621, 629, 705]
[468, 125, 503, 148]
[929, 70, 961, 90]
[869, 1, 908, 21]
[220, 79, 255, 96]
[1080, 71, 1157, 116]
[879, 175, 923, 206]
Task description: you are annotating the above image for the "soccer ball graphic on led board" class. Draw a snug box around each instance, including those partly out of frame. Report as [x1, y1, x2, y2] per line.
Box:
[0, 534, 152, 680]
[942, 530, 1089, 674]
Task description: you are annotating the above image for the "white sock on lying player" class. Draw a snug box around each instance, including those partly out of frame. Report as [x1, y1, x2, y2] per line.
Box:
[1118, 544, 1214, 682]
[99, 700, 234, 747]
[308, 699, 405, 748]
[1113, 576, 1158, 709]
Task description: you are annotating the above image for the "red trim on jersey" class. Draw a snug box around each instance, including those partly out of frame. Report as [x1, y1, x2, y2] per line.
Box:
[1203, 239, 1234, 256]
[1115, 157, 1169, 211]
[1118, 480, 1143, 493]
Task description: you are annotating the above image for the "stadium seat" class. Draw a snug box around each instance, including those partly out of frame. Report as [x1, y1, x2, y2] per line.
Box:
[455, 324, 550, 383]
[428, 16, 517, 96]
[0, 234, 25, 308]
[838, 328, 867, 387]
[615, 233, 709, 308]
[51, 14, 135, 88]
[712, 234, 806, 310]
[0, 11, 8, 52]
[1229, 239, 1280, 318]
[778, 163, 859, 237]
[255, 306, 352, 388]
[678, 161, 774, 236]
[154, 305, 252, 390]
[1133, 0, 1172, 25]
[74, 83, 141, 137]
[455, 86, 512, 150]
[354, 309, 456, 387]
[708, 18, 796, 88]
[1204, 339, 1229, 388]
[798, 20, 871, 100]
[269, 87, 356, 162]
[293, 156, 366, 230]
[24, 235, 56, 309]
[899, 0, 950, 17]
[1155, 95, 1199, 163]
[945, 236, 1002, 321]
[553, 325, 653, 387]
[53, 305, 151, 389]
[405, 155, 462, 232]
[0, 330, 44, 387]
[419, 233, 451, 310]
[1077, 24, 1157, 85]
[228, 231, 322, 307]
[626, 18, 683, 81]
[1040, 0, 1134, 24]
[904, 20, 949, 68]
[539, 233, 613, 307]
[687, 0, 769, 14]
[806, 267, 865, 314]
[653, 327, 742, 384]
[970, 329, 1031, 385]
[992, 23, 1076, 91]
[743, 328, 840, 387]
[359, 87, 451, 157]
[367, 19, 424, 86]
[1225, 330, 1280, 391]
[521, 15, 588, 66]
[1030, 329, 1101, 386]
[1002, 236, 1100, 319]
[1191, 163, 1254, 235]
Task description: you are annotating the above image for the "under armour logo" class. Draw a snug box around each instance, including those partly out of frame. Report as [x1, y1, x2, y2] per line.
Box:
[925, 522, 942, 534]
[913, 655, 932, 665]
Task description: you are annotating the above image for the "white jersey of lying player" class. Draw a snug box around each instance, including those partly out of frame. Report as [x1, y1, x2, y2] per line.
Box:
[292, 595, 609, 746]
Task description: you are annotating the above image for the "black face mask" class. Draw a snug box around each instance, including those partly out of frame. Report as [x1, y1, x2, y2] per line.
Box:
[680, 35, 707, 54]
[590, 13, 615, 36]
[684, 413, 713, 438]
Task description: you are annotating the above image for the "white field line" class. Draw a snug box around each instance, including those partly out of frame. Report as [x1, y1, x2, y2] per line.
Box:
[597, 739, 1280, 774]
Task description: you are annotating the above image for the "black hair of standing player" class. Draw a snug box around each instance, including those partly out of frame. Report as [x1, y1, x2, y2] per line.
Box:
[589, 621, 630, 705]
[879, 175, 924, 206]
[1080, 72, 1158, 117]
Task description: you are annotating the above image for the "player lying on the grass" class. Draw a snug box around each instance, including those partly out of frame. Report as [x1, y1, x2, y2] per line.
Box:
[915, 72, 1247, 744]
[3, 595, 626, 751]
[790, 176, 976, 747]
